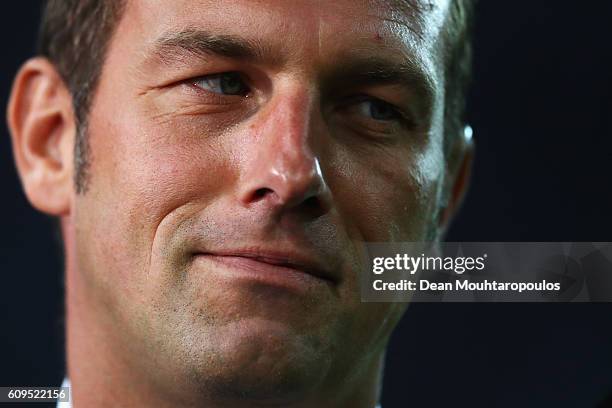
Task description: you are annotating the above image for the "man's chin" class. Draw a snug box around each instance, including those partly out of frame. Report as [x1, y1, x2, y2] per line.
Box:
[189, 318, 333, 402]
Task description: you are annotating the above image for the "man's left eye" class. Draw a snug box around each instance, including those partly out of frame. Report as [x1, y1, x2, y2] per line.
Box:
[355, 99, 403, 121]
[192, 72, 250, 96]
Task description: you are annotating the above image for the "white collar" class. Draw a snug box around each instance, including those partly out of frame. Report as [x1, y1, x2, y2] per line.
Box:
[56, 377, 71, 408]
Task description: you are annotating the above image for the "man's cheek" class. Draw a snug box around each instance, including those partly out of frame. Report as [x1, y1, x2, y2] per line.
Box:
[342, 163, 435, 242]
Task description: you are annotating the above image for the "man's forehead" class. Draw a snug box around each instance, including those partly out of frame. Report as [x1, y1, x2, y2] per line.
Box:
[122, 0, 452, 46]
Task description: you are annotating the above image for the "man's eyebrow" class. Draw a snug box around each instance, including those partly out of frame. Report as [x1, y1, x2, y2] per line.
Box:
[144, 29, 436, 105]
[323, 56, 436, 106]
[146, 28, 276, 65]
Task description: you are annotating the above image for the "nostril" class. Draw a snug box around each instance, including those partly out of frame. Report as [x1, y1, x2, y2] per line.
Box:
[303, 195, 319, 210]
[253, 188, 273, 201]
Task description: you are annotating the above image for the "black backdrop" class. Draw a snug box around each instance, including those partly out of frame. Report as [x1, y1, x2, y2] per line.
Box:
[1, 2, 611, 407]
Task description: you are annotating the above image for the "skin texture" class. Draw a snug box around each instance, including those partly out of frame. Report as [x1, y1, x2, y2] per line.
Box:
[7, 0, 472, 407]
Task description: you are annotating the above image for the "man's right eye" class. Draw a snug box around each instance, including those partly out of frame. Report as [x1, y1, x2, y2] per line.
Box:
[192, 72, 250, 96]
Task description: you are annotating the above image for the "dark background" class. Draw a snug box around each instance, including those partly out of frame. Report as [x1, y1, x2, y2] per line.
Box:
[1, 2, 611, 407]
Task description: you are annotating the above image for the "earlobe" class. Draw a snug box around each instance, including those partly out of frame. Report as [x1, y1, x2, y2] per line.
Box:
[7, 57, 75, 216]
[437, 126, 475, 237]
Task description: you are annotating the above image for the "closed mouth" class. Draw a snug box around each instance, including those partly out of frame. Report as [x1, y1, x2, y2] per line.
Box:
[193, 249, 338, 286]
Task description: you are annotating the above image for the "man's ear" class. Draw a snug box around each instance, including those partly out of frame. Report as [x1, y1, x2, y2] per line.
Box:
[7, 57, 75, 216]
[437, 126, 475, 237]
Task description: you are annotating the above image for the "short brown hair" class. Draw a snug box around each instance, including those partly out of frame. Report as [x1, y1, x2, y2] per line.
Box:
[38, 0, 125, 193]
[38, 0, 475, 194]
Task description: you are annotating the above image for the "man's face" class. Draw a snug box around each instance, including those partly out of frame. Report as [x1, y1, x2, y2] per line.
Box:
[74, 0, 450, 401]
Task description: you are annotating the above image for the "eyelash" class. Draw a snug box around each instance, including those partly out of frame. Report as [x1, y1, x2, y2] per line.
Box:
[182, 79, 246, 107]
[339, 95, 413, 129]
[356, 96, 404, 119]
[194, 72, 250, 95]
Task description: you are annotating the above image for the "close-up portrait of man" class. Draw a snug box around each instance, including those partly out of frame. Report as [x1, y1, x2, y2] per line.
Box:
[3, 1, 612, 407]
[6, 0, 474, 406]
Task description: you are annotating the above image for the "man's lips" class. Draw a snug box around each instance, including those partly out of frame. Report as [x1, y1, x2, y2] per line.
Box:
[193, 249, 338, 286]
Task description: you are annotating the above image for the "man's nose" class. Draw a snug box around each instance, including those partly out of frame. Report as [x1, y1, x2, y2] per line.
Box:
[238, 88, 332, 215]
